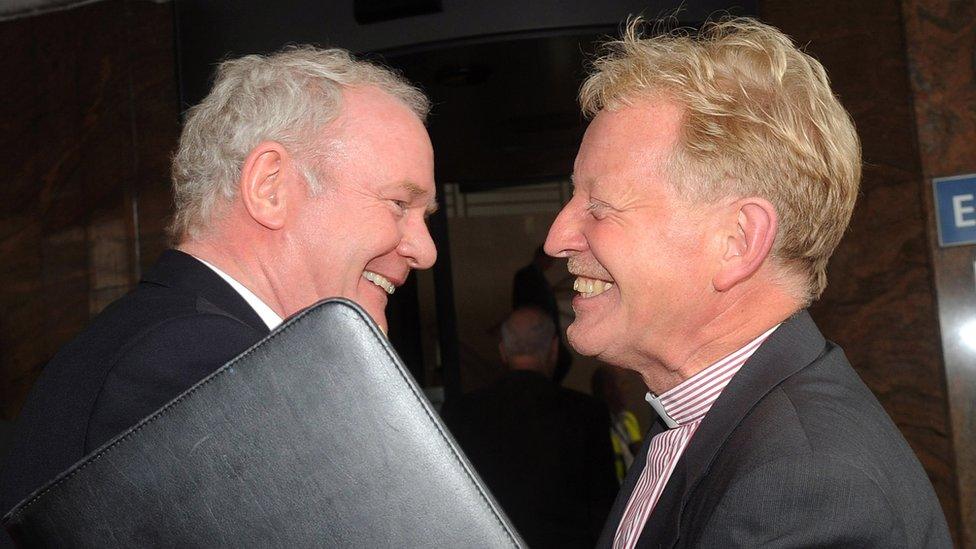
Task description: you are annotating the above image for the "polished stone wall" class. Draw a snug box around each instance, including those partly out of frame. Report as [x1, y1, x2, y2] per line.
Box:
[902, 1, 976, 546]
[0, 0, 178, 420]
[760, 0, 963, 544]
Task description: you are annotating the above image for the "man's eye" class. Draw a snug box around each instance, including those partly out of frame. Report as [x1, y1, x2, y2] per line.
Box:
[586, 201, 607, 218]
[390, 199, 408, 214]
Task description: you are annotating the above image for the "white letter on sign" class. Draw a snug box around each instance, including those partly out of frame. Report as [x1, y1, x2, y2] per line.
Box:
[953, 194, 976, 227]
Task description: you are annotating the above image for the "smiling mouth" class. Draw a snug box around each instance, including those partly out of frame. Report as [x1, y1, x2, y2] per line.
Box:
[573, 276, 614, 298]
[363, 271, 396, 295]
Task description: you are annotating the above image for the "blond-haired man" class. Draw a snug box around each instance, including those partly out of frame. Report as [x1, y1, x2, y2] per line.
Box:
[545, 18, 951, 547]
[1, 46, 437, 513]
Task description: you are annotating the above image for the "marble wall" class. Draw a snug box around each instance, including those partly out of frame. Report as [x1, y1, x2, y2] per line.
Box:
[760, 0, 963, 544]
[0, 0, 178, 420]
[902, 1, 976, 546]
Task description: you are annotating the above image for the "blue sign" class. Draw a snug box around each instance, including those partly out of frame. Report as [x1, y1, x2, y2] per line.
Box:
[934, 174, 976, 247]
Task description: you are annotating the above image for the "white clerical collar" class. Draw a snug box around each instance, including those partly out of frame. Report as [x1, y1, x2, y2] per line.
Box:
[193, 256, 283, 330]
[645, 324, 780, 430]
[645, 392, 680, 429]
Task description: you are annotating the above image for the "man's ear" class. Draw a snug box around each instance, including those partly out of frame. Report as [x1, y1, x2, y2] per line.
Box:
[712, 198, 778, 292]
[239, 141, 292, 230]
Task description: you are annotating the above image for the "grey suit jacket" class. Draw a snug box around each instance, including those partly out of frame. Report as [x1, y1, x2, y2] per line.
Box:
[597, 311, 952, 548]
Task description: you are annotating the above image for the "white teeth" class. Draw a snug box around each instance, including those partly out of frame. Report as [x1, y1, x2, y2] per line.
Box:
[363, 271, 395, 294]
[573, 276, 613, 298]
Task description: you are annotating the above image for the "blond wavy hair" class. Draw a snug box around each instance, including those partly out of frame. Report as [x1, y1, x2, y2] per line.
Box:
[169, 46, 430, 242]
[580, 17, 861, 302]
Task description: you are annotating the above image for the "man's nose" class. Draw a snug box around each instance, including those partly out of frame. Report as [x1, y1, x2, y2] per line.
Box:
[400, 215, 438, 270]
[544, 199, 585, 258]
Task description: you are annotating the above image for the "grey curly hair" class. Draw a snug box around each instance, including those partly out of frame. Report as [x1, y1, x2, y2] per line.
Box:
[169, 45, 430, 242]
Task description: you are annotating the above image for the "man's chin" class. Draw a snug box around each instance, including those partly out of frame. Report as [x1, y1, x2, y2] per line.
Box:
[360, 303, 388, 334]
[349, 285, 390, 334]
[360, 303, 389, 335]
[566, 323, 602, 357]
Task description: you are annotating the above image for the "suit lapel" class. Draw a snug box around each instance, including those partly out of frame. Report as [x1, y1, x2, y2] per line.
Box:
[142, 250, 271, 336]
[628, 311, 827, 548]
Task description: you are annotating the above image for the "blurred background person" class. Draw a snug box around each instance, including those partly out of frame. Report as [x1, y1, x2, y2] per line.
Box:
[512, 245, 573, 384]
[442, 306, 617, 548]
[591, 365, 643, 483]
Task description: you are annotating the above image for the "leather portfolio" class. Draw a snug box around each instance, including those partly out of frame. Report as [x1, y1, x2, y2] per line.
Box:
[2, 299, 523, 547]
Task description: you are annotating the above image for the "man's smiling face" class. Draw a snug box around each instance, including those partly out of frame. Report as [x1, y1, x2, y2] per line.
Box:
[544, 98, 716, 369]
[288, 85, 437, 332]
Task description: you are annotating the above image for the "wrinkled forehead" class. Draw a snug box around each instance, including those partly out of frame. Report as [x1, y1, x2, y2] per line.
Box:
[316, 90, 435, 186]
[574, 100, 684, 179]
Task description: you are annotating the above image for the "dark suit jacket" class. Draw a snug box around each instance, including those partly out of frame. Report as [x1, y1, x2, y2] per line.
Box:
[0, 250, 269, 513]
[442, 370, 619, 549]
[598, 311, 952, 548]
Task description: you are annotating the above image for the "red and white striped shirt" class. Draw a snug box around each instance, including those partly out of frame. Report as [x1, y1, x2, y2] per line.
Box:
[612, 325, 779, 549]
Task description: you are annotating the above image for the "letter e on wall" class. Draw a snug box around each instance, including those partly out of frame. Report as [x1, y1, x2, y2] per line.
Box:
[935, 174, 976, 247]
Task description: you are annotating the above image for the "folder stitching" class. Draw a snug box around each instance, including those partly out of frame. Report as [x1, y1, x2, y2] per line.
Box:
[348, 304, 522, 547]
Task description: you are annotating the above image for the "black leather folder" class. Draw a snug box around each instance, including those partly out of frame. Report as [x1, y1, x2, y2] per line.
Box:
[3, 299, 523, 547]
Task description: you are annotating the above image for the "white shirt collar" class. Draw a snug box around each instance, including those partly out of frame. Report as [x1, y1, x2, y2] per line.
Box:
[193, 256, 283, 330]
